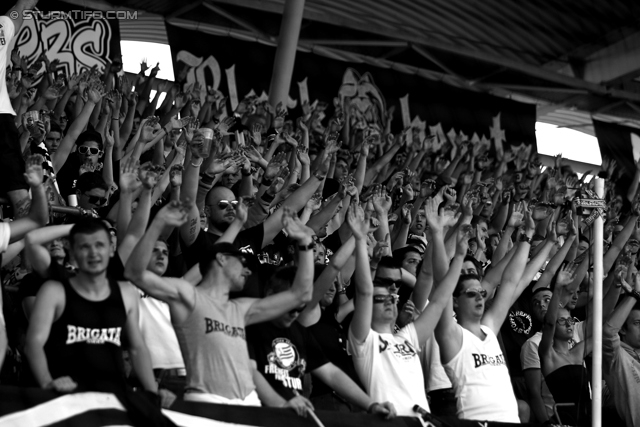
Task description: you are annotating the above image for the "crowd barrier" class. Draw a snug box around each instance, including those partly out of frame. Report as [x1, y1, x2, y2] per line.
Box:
[0, 386, 554, 427]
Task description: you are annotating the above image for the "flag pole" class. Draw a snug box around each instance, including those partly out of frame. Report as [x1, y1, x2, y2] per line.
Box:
[591, 177, 604, 427]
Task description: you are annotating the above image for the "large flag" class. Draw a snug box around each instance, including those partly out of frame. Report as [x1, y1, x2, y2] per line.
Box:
[593, 119, 640, 192]
[0, 386, 545, 427]
[164, 23, 537, 151]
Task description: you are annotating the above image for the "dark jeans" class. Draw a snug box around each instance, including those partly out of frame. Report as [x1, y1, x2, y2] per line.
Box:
[428, 388, 458, 418]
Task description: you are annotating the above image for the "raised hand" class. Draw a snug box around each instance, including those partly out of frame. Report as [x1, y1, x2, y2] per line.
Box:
[507, 202, 525, 228]
[372, 186, 392, 215]
[156, 199, 191, 227]
[139, 163, 163, 189]
[149, 62, 160, 78]
[457, 224, 473, 256]
[306, 193, 322, 211]
[524, 209, 535, 232]
[264, 152, 288, 181]
[120, 158, 141, 193]
[532, 203, 553, 222]
[373, 235, 391, 260]
[209, 154, 235, 175]
[423, 197, 446, 233]
[273, 102, 287, 132]
[401, 203, 413, 224]
[218, 116, 236, 134]
[556, 262, 578, 289]
[140, 58, 149, 74]
[296, 146, 310, 166]
[282, 206, 314, 243]
[250, 123, 263, 146]
[346, 201, 368, 240]
[547, 220, 558, 243]
[23, 154, 44, 187]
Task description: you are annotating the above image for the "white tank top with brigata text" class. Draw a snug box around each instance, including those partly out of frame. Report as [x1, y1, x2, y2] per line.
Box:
[444, 324, 519, 422]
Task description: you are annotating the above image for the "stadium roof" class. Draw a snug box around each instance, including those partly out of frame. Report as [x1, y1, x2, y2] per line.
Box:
[67, 0, 640, 135]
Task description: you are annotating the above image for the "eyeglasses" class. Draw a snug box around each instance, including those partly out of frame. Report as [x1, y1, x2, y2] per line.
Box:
[556, 317, 577, 327]
[83, 194, 109, 206]
[221, 253, 248, 268]
[460, 288, 488, 299]
[373, 294, 399, 305]
[289, 304, 307, 315]
[217, 200, 239, 210]
[78, 146, 102, 156]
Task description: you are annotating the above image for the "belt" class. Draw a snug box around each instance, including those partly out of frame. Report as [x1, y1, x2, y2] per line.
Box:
[154, 368, 187, 378]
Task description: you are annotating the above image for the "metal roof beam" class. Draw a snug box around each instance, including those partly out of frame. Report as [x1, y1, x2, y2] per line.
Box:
[209, 0, 640, 103]
[203, 1, 273, 41]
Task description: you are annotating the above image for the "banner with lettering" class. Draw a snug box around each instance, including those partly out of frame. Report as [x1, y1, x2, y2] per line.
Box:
[5, 0, 121, 77]
[165, 23, 536, 154]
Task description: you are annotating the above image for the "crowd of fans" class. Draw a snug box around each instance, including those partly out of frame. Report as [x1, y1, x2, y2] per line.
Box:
[2, 1, 640, 426]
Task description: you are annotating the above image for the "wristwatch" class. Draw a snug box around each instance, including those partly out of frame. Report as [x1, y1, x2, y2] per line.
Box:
[628, 289, 640, 301]
[298, 241, 315, 252]
[519, 234, 532, 244]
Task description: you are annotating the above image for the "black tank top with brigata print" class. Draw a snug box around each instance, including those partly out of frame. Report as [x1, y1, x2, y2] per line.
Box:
[44, 276, 127, 392]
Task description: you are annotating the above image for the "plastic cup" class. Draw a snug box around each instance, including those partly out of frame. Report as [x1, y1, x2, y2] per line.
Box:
[197, 128, 214, 158]
[68, 194, 78, 207]
[24, 110, 40, 126]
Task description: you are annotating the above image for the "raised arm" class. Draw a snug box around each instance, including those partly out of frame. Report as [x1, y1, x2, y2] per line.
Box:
[52, 88, 100, 172]
[298, 236, 356, 327]
[483, 204, 532, 334]
[535, 217, 578, 290]
[245, 208, 314, 325]
[538, 263, 577, 367]
[346, 202, 373, 343]
[414, 226, 469, 346]
[9, 155, 49, 243]
[124, 200, 195, 307]
[24, 224, 73, 277]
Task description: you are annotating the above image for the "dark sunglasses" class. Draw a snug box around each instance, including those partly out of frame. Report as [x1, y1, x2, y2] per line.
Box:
[217, 200, 239, 209]
[289, 304, 307, 315]
[84, 194, 108, 206]
[221, 253, 248, 268]
[78, 146, 102, 156]
[373, 294, 399, 305]
[460, 288, 488, 299]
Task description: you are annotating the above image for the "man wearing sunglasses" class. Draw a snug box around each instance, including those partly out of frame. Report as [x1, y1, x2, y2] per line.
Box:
[126, 203, 318, 406]
[246, 267, 396, 418]
[348, 200, 469, 417]
[74, 172, 110, 213]
[56, 129, 104, 200]
[179, 152, 330, 270]
[435, 206, 535, 423]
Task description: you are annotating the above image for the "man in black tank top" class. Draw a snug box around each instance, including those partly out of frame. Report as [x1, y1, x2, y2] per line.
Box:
[25, 219, 158, 395]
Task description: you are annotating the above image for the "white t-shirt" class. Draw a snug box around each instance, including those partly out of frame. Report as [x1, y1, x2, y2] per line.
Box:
[444, 324, 519, 422]
[0, 16, 16, 115]
[423, 333, 452, 392]
[520, 331, 555, 419]
[348, 322, 429, 417]
[138, 291, 185, 370]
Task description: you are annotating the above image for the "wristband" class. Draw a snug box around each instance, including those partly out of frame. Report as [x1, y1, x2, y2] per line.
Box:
[190, 157, 203, 167]
[200, 173, 215, 185]
[261, 177, 274, 187]
[298, 241, 315, 252]
[313, 171, 326, 181]
[519, 234, 532, 244]
[261, 192, 275, 203]
[241, 169, 252, 177]
[628, 289, 640, 301]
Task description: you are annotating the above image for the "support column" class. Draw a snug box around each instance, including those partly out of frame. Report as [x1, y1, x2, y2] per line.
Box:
[591, 178, 604, 427]
[268, 0, 305, 108]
